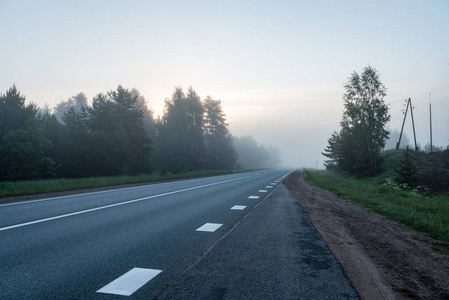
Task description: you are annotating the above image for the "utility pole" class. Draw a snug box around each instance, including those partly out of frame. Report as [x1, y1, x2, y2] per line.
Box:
[396, 99, 410, 149]
[429, 93, 433, 153]
[409, 98, 418, 151]
[396, 98, 418, 151]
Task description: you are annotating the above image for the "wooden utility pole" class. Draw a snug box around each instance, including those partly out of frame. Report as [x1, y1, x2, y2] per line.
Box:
[409, 98, 418, 151]
[396, 98, 418, 151]
[396, 99, 410, 149]
[429, 93, 433, 153]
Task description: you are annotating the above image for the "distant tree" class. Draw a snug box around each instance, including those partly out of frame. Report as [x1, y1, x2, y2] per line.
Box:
[157, 87, 205, 171]
[385, 129, 410, 150]
[0, 118, 57, 180]
[184, 87, 205, 168]
[322, 131, 341, 170]
[0, 85, 38, 137]
[203, 96, 236, 169]
[266, 145, 281, 168]
[131, 88, 157, 143]
[423, 143, 443, 153]
[39, 110, 63, 175]
[0, 86, 57, 180]
[258, 144, 270, 168]
[58, 107, 94, 177]
[87, 86, 152, 175]
[233, 136, 269, 169]
[323, 66, 390, 176]
[53, 92, 88, 122]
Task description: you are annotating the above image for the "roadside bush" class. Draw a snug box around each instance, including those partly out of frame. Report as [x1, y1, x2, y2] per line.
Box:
[395, 147, 418, 188]
[394, 149, 449, 194]
[415, 150, 449, 193]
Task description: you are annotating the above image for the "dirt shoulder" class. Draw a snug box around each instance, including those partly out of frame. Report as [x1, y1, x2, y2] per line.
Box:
[284, 170, 449, 300]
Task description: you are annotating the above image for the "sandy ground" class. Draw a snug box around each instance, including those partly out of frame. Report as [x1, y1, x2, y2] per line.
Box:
[284, 170, 449, 300]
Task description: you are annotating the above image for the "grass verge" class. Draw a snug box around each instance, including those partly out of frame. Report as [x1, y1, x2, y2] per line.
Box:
[306, 169, 449, 244]
[0, 170, 236, 199]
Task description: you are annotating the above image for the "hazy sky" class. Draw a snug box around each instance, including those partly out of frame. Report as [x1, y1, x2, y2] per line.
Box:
[1, 0, 448, 168]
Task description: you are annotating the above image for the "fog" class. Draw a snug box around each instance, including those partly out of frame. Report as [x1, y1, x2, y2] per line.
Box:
[1, 1, 448, 171]
[225, 84, 449, 169]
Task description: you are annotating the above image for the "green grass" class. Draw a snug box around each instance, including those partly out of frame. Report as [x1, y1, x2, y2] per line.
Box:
[0, 170, 237, 199]
[306, 169, 449, 243]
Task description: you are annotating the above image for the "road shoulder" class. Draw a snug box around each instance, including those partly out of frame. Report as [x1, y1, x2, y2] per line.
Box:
[158, 184, 358, 299]
[284, 170, 449, 300]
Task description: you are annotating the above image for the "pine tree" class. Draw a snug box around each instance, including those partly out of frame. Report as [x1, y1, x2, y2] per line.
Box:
[322, 131, 341, 170]
[203, 96, 236, 169]
[395, 147, 418, 188]
[157, 87, 205, 171]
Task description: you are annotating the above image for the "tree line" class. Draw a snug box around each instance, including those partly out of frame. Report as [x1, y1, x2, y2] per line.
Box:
[395, 147, 449, 193]
[0, 85, 279, 181]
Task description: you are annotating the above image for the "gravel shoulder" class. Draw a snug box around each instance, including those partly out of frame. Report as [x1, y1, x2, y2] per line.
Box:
[284, 170, 449, 300]
[158, 183, 358, 299]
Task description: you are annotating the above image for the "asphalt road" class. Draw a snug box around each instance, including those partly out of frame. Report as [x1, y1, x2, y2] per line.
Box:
[0, 170, 358, 299]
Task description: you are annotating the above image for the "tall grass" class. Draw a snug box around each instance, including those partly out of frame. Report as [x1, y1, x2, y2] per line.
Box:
[0, 170, 236, 199]
[307, 169, 449, 243]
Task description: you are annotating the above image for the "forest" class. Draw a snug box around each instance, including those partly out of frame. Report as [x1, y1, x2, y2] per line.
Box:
[0, 85, 279, 181]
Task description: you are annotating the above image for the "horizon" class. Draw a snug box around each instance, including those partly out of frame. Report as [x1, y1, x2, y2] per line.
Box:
[1, 0, 448, 168]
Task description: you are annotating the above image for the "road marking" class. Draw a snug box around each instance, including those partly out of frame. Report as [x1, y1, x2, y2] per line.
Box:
[231, 205, 247, 210]
[0, 176, 251, 232]
[97, 268, 162, 296]
[196, 223, 223, 232]
[248, 196, 260, 199]
[0, 174, 253, 208]
[259, 190, 268, 193]
[271, 183, 277, 185]
[0, 180, 180, 208]
[266, 186, 273, 188]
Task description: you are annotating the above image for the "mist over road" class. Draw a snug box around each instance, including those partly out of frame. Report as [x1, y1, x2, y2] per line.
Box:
[0, 170, 357, 299]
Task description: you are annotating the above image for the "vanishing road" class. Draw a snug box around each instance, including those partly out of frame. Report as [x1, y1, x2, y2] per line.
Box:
[0, 170, 358, 299]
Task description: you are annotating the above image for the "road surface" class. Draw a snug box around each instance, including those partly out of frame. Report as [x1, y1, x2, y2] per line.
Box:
[0, 170, 358, 299]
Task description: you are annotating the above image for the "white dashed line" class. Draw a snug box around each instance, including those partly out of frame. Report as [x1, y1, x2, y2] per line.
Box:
[248, 196, 260, 199]
[266, 186, 273, 189]
[196, 223, 223, 232]
[0, 176, 251, 232]
[231, 205, 247, 210]
[259, 190, 268, 193]
[96, 268, 162, 296]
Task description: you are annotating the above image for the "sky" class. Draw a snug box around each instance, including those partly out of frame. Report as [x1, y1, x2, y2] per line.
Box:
[1, 0, 448, 168]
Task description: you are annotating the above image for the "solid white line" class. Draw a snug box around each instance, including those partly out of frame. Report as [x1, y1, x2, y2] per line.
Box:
[231, 205, 247, 210]
[196, 223, 223, 232]
[0, 181, 176, 208]
[97, 268, 162, 296]
[0, 176, 251, 232]
[0, 174, 252, 208]
[248, 196, 260, 199]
